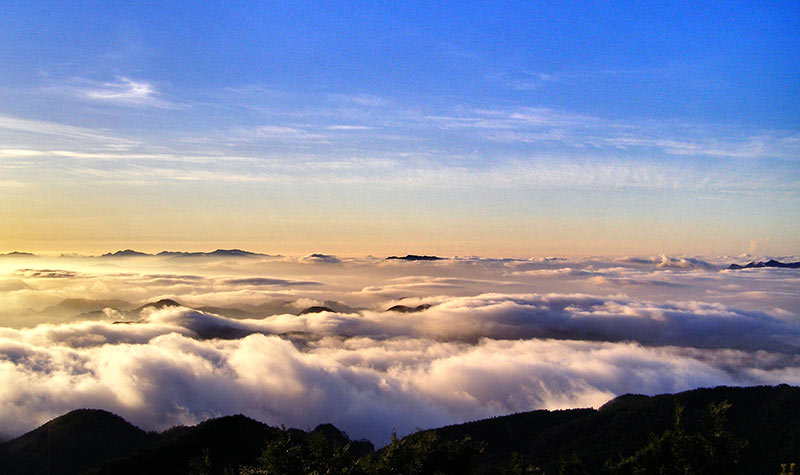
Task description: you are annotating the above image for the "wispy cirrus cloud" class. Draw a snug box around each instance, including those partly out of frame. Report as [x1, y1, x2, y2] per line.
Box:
[229, 125, 329, 143]
[327, 93, 393, 108]
[325, 125, 373, 131]
[1, 145, 795, 194]
[0, 114, 137, 144]
[419, 107, 800, 160]
[48, 77, 178, 109]
[494, 67, 664, 91]
[1, 90, 798, 197]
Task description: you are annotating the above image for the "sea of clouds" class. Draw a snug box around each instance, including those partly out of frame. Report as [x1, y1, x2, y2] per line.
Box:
[0, 253, 798, 444]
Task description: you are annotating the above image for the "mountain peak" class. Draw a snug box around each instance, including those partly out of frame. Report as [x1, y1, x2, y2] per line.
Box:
[386, 304, 432, 313]
[0, 409, 151, 475]
[299, 306, 335, 315]
[135, 299, 182, 313]
[386, 254, 444, 261]
[101, 249, 150, 258]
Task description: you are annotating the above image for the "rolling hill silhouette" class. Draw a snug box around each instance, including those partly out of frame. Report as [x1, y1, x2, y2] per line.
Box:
[1, 385, 798, 474]
[0, 409, 153, 475]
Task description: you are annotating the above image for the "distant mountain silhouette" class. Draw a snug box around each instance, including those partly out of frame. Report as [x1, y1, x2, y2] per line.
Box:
[21, 299, 183, 325]
[100, 249, 151, 258]
[98, 249, 269, 259]
[1, 385, 797, 474]
[131, 298, 182, 313]
[21, 298, 136, 324]
[297, 301, 356, 315]
[42, 298, 134, 316]
[385, 304, 432, 313]
[197, 305, 263, 319]
[36, 298, 359, 325]
[14, 297, 345, 327]
[197, 301, 306, 319]
[205, 249, 261, 258]
[300, 253, 341, 263]
[728, 259, 800, 269]
[0, 251, 36, 258]
[0, 279, 30, 292]
[386, 254, 444, 261]
[298, 306, 335, 315]
[157, 249, 265, 258]
[102, 299, 185, 324]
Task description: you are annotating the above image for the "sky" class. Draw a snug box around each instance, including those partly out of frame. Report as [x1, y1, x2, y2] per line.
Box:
[2, 3, 799, 449]
[1, 2, 799, 256]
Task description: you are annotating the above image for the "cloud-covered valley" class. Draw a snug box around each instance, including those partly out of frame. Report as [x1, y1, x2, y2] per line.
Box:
[0, 253, 799, 444]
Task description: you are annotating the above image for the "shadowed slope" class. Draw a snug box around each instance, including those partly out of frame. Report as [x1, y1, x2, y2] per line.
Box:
[421, 384, 800, 474]
[1, 386, 798, 474]
[0, 409, 154, 475]
[87, 414, 282, 474]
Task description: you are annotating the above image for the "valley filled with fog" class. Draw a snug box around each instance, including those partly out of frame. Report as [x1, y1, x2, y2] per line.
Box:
[1, 251, 798, 444]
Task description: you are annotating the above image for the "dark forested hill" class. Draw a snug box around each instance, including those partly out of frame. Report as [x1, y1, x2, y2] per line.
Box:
[1, 385, 798, 474]
[0, 409, 154, 475]
[423, 384, 800, 474]
[85, 415, 283, 474]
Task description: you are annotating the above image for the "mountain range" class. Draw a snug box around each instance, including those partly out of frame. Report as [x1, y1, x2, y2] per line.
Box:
[9, 298, 368, 328]
[385, 254, 444, 261]
[728, 259, 800, 269]
[99, 249, 269, 258]
[0, 385, 797, 474]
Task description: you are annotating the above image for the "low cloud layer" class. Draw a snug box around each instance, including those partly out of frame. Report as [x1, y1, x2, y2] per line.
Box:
[0, 253, 799, 443]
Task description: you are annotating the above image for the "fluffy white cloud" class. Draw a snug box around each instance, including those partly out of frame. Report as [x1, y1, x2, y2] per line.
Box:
[1, 324, 798, 444]
[1, 254, 799, 444]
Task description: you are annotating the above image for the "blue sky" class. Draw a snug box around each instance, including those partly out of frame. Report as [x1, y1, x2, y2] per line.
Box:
[0, 2, 798, 256]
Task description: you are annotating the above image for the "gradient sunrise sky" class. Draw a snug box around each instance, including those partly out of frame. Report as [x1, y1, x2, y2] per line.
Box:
[1, 2, 798, 256]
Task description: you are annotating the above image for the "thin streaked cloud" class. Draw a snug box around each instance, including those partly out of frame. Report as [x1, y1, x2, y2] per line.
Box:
[327, 93, 394, 108]
[7, 149, 792, 196]
[325, 125, 374, 131]
[0, 102, 797, 195]
[229, 125, 329, 143]
[0, 114, 137, 144]
[417, 107, 800, 160]
[45, 77, 179, 109]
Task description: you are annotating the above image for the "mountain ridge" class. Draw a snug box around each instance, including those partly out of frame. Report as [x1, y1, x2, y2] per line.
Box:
[1, 385, 797, 474]
[728, 259, 800, 269]
[97, 249, 272, 258]
[386, 254, 445, 261]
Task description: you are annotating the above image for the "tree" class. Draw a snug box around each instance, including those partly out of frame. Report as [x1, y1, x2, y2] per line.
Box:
[242, 428, 368, 475]
[364, 430, 483, 475]
[605, 401, 744, 475]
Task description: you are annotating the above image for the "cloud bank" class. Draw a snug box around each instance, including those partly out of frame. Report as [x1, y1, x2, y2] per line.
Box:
[0, 254, 799, 444]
